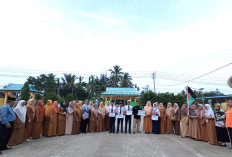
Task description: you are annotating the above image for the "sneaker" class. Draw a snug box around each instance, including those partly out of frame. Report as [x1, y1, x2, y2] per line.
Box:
[26, 139, 32, 142]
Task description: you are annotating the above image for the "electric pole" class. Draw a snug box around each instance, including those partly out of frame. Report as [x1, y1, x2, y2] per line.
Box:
[152, 72, 156, 93]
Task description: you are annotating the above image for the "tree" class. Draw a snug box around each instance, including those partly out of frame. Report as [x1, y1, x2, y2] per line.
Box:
[43, 91, 59, 103]
[120, 72, 133, 87]
[61, 73, 77, 97]
[21, 82, 30, 101]
[109, 65, 124, 87]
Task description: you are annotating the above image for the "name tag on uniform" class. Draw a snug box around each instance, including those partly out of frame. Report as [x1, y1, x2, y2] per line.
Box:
[152, 115, 158, 121]
[109, 112, 115, 117]
[117, 114, 124, 119]
[126, 110, 132, 115]
[138, 110, 145, 116]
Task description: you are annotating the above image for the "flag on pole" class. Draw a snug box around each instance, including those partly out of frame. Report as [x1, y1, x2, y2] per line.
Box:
[187, 86, 196, 105]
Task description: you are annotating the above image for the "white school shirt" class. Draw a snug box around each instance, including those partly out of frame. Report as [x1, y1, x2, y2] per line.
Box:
[124, 105, 133, 111]
[117, 106, 125, 114]
[108, 106, 116, 113]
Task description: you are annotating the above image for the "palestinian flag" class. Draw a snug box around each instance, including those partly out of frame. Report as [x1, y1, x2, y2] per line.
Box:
[187, 86, 197, 105]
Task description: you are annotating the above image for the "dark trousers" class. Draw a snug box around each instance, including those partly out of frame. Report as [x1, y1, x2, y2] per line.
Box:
[117, 118, 123, 132]
[109, 117, 115, 132]
[125, 115, 131, 133]
[0, 122, 14, 148]
[227, 127, 232, 145]
[152, 120, 160, 134]
[81, 118, 89, 133]
[216, 126, 229, 142]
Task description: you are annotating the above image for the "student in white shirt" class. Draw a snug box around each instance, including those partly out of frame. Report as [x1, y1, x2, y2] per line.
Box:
[108, 100, 116, 133]
[116, 102, 125, 133]
[124, 100, 133, 134]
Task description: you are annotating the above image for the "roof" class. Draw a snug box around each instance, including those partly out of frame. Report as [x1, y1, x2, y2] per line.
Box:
[101, 87, 141, 96]
[0, 84, 42, 93]
[196, 95, 232, 100]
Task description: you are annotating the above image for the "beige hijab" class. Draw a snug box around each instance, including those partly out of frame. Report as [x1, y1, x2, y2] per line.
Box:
[144, 101, 152, 115]
[104, 101, 110, 113]
[166, 102, 173, 116]
[98, 102, 106, 116]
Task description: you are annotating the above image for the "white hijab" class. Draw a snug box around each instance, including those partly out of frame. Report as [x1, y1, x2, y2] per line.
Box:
[204, 104, 215, 118]
[14, 100, 27, 123]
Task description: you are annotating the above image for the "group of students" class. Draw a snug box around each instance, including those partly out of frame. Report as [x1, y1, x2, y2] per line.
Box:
[0, 97, 232, 155]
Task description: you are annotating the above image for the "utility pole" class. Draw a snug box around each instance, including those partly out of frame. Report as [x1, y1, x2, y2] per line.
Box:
[152, 72, 156, 93]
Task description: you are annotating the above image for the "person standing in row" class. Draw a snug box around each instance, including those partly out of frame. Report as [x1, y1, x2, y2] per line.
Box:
[24, 99, 35, 141]
[159, 103, 166, 134]
[81, 99, 90, 133]
[143, 101, 152, 134]
[109, 100, 116, 133]
[57, 101, 66, 136]
[0, 97, 16, 154]
[89, 104, 98, 133]
[72, 101, 80, 135]
[225, 99, 232, 148]
[188, 104, 201, 140]
[198, 104, 208, 142]
[125, 100, 133, 134]
[8, 100, 26, 146]
[204, 104, 218, 145]
[180, 104, 188, 138]
[166, 103, 173, 134]
[133, 101, 142, 134]
[46, 101, 58, 137]
[171, 103, 181, 135]
[65, 101, 74, 135]
[116, 102, 125, 133]
[43, 100, 53, 136]
[214, 103, 229, 146]
[97, 102, 106, 132]
[104, 101, 110, 131]
[152, 102, 160, 134]
[32, 100, 45, 139]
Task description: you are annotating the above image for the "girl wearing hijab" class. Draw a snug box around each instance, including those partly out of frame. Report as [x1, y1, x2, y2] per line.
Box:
[89, 104, 98, 133]
[60, 100, 67, 113]
[197, 104, 208, 142]
[166, 102, 173, 134]
[171, 103, 181, 135]
[72, 101, 81, 135]
[43, 100, 53, 136]
[143, 101, 152, 134]
[57, 101, 67, 136]
[46, 101, 58, 137]
[204, 104, 218, 145]
[97, 102, 106, 132]
[24, 99, 35, 141]
[65, 101, 74, 135]
[188, 104, 201, 140]
[214, 103, 229, 146]
[8, 100, 26, 146]
[152, 102, 160, 134]
[104, 101, 110, 131]
[180, 104, 188, 138]
[32, 100, 45, 139]
[159, 103, 166, 134]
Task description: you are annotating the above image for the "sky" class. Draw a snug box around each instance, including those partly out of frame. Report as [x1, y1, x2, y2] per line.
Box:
[0, 0, 232, 95]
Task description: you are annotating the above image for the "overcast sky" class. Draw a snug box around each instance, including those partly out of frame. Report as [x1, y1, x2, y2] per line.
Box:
[0, 0, 232, 95]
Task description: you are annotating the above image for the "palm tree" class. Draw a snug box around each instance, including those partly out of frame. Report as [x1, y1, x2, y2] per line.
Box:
[61, 73, 77, 96]
[109, 65, 124, 87]
[120, 72, 133, 87]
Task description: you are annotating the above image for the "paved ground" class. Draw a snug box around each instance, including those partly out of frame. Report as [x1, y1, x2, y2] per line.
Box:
[1, 132, 231, 157]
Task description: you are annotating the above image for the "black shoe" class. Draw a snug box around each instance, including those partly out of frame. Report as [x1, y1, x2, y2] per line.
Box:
[0, 151, 2, 155]
[2, 147, 12, 151]
[109, 131, 112, 133]
[129, 132, 131, 134]
[121, 131, 123, 133]
[117, 131, 119, 134]
[113, 131, 115, 133]
[138, 131, 141, 133]
[133, 132, 135, 134]
[125, 131, 127, 134]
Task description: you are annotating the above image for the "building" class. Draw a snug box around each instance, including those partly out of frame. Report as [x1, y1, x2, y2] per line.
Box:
[0, 84, 42, 107]
[101, 87, 141, 106]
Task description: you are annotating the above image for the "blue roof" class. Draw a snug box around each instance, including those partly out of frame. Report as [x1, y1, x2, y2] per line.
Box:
[101, 87, 141, 96]
[0, 84, 42, 93]
[196, 95, 232, 100]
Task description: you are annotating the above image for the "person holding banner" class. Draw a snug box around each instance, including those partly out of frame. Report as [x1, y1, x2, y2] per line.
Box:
[133, 101, 142, 134]
[116, 102, 125, 133]
[152, 102, 160, 134]
[124, 100, 133, 134]
[108, 100, 116, 133]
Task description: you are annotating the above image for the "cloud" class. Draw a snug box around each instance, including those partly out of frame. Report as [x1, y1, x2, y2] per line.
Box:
[77, 10, 125, 25]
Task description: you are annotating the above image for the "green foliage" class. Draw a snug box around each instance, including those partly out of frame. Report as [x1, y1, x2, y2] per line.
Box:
[43, 91, 59, 103]
[20, 82, 30, 101]
[139, 90, 186, 107]
[65, 94, 74, 104]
